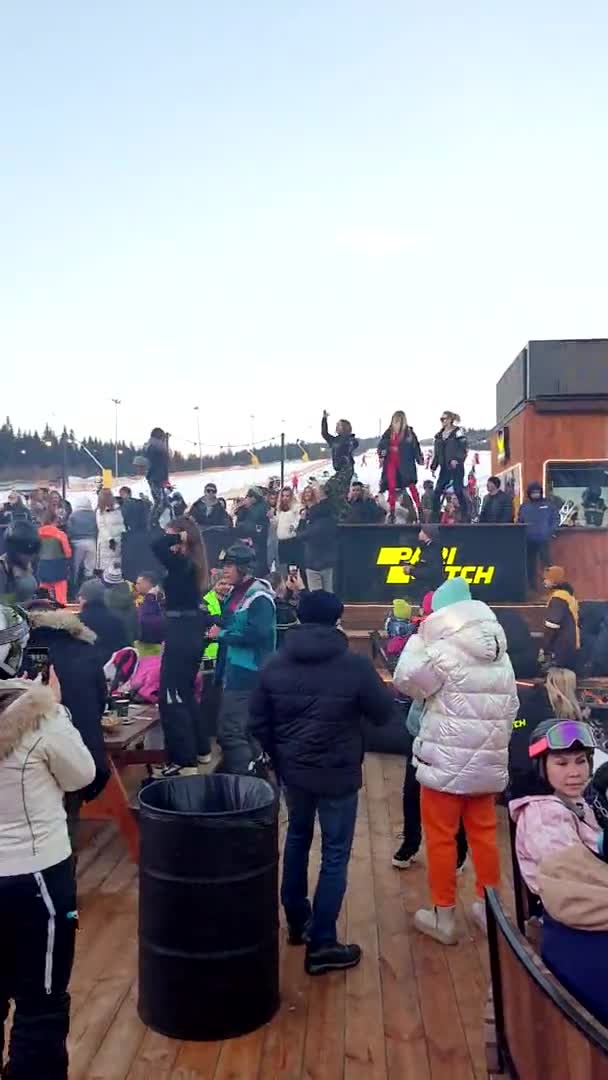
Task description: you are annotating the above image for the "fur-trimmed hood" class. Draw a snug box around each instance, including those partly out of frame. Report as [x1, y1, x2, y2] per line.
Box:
[0, 679, 58, 760]
[27, 607, 97, 645]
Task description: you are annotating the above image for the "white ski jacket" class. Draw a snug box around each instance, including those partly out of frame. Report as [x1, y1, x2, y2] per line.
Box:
[394, 599, 518, 795]
[0, 680, 96, 876]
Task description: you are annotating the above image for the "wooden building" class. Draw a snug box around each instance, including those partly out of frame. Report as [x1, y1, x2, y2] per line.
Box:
[491, 339, 608, 599]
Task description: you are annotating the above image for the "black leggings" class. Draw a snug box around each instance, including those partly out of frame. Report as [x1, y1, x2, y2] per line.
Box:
[159, 616, 206, 767]
[402, 755, 468, 864]
[432, 464, 468, 521]
[0, 857, 77, 1080]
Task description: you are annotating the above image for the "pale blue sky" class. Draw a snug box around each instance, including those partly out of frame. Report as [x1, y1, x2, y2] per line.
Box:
[2, 1, 607, 456]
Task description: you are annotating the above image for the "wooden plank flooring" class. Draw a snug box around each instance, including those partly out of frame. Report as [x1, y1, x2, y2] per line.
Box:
[64, 755, 513, 1079]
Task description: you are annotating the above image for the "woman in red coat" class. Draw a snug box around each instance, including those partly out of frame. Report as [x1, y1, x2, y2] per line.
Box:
[378, 411, 423, 523]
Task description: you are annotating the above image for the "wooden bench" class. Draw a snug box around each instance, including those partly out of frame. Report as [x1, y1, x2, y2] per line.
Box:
[485, 888, 608, 1077]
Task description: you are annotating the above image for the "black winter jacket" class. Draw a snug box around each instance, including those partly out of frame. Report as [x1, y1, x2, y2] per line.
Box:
[544, 587, 579, 671]
[494, 609, 538, 678]
[378, 428, 423, 489]
[144, 436, 169, 485]
[119, 496, 150, 533]
[190, 499, 233, 530]
[321, 416, 359, 475]
[346, 497, 384, 525]
[80, 600, 129, 665]
[298, 500, 338, 570]
[431, 427, 467, 471]
[409, 538, 445, 591]
[479, 491, 514, 524]
[249, 624, 394, 795]
[27, 609, 110, 801]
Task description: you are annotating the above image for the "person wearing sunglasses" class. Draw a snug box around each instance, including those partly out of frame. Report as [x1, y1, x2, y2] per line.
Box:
[189, 484, 233, 531]
[510, 719, 608, 1027]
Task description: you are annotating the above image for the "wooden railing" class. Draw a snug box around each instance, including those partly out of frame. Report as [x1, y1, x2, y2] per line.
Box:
[486, 888, 608, 1078]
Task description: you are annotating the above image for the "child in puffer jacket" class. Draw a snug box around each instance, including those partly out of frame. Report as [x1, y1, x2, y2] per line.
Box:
[393, 589, 468, 875]
[385, 599, 416, 658]
[394, 576, 518, 945]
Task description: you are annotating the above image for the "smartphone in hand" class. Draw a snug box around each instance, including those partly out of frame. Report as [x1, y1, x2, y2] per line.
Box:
[23, 646, 51, 684]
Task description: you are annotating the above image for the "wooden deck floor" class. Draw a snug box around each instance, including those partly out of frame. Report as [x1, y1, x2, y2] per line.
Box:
[67, 755, 513, 1080]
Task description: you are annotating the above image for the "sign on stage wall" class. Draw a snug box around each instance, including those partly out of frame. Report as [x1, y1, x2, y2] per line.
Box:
[337, 525, 528, 604]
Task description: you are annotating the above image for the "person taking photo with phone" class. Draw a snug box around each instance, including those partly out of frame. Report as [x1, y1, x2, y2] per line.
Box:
[0, 604, 96, 1080]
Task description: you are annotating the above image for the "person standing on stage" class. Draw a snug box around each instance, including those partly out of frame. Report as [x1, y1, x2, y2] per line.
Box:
[144, 427, 171, 527]
[378, 411, 423, 523]
[431, 411, 468, 522]
[321, 410, 359, 518]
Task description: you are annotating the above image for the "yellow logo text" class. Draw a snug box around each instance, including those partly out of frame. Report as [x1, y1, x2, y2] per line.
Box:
[376, 546, 496, 586]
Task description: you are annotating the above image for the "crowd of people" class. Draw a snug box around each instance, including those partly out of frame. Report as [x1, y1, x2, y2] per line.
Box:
[1, 414, 608, 1076]
[1, 410, 605, 607]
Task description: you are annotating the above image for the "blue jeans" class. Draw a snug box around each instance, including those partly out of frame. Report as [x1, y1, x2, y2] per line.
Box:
[281, 787, 358, 950]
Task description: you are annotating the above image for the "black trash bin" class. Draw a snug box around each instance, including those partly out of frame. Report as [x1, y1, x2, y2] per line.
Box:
[138, 774, 279, 1041]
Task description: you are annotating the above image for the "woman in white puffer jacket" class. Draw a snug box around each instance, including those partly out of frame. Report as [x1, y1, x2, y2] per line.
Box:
[0, 605, 95, 1080]
[394, 576, 518, 945]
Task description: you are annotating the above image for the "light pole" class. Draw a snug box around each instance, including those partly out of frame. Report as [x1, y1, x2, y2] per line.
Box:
[111, 398, 121, 478]
[194, 406, 203, 472]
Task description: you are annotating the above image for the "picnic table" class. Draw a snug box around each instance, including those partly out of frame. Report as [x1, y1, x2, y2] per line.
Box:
[81, 705, 164, 862]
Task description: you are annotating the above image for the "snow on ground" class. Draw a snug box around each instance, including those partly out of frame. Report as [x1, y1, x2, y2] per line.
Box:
[67, 449, 492, 505]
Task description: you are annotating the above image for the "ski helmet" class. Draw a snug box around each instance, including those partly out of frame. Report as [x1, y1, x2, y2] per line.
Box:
[0, 605, 30, 678]
[528, 718, 596, 784]
[219, 543, 257, 571]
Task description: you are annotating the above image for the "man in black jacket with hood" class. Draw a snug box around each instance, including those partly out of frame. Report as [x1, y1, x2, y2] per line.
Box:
[250, 590, 393, 976]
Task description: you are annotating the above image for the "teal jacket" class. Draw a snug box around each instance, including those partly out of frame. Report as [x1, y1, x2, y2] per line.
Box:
[218, 579, 276, 691]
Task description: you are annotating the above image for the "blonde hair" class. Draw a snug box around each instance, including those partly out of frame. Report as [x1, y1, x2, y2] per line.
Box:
[546, 667, 583, 721]
[443, 410, 461, 426]
[301, 485, 318, 506]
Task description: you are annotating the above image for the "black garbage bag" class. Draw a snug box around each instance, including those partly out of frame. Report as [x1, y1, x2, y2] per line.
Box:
[138, 774, 279, 1041]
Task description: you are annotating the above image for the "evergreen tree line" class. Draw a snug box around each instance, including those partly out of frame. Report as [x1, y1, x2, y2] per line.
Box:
[0, 417, 489, 480]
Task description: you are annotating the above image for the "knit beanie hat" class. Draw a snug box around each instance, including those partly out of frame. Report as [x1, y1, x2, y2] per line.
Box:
[80, 578, 105, 604]
[432, 576, 471, 611]
[297, 590, 344, 626]
[392, 599, 411, 620]
[544, 565, 566, 587]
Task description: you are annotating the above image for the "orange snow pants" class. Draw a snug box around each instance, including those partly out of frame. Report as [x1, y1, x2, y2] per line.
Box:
[420, 787, 500, 907]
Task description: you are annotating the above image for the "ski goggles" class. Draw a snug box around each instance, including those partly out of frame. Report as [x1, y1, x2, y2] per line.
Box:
[529, 720, 596, 759]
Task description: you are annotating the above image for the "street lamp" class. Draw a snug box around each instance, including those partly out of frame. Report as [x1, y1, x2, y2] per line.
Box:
[111, 398, 121, 478]
[194, 406, 203, 472]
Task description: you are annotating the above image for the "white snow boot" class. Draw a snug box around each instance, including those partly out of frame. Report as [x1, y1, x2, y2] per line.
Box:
[414, 905, 458, 945]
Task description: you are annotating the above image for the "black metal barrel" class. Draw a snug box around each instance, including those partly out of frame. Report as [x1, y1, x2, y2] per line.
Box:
[138, 774, 279, 1041]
